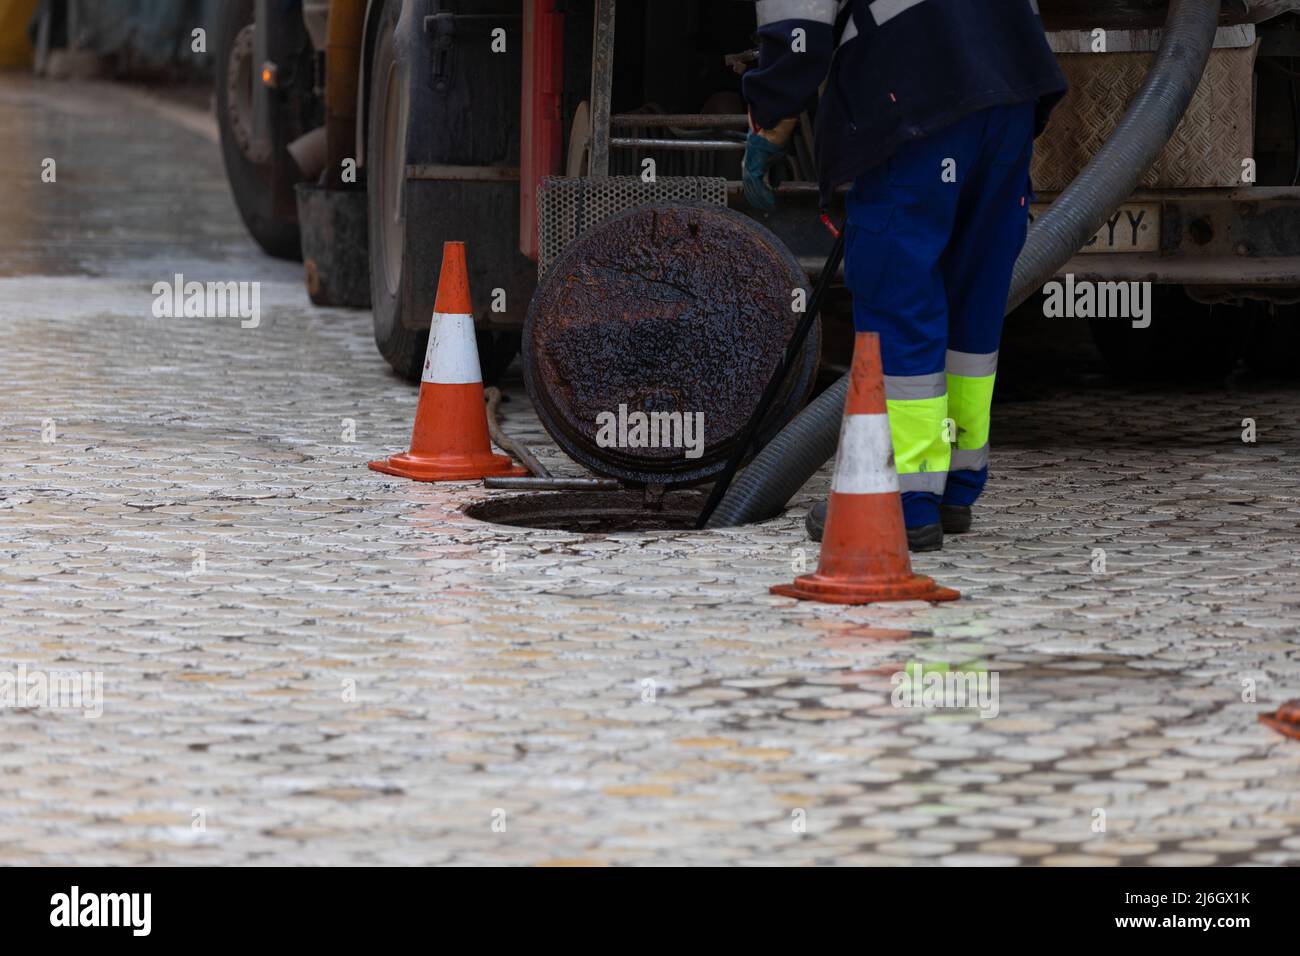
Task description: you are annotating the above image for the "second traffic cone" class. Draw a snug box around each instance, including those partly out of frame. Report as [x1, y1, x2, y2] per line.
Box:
[1259, 699, 1300, 740]
[369, 242, 527, 482]
[771, 331, 959, 606]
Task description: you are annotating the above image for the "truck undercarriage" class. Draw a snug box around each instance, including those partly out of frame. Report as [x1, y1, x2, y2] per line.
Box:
[217, 0, 1300, 390]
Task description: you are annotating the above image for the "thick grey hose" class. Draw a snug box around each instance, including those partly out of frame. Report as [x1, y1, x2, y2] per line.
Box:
[707, 0, 1222, 528]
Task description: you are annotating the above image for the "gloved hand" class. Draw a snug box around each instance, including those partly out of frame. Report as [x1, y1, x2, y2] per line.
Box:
[742, 117, 797, 213]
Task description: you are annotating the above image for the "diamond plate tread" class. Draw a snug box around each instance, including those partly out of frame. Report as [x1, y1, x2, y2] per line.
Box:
[1032, 43, 1258, 191]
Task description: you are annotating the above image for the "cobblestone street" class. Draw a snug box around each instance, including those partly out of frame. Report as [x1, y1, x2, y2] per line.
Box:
[3, 76, 1300, 866]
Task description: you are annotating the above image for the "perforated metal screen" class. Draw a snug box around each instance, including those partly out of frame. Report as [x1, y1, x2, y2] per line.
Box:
[536, 175, 729, 277]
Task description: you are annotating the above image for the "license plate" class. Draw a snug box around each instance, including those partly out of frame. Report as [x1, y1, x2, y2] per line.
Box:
[1029, 202, 1160, 253]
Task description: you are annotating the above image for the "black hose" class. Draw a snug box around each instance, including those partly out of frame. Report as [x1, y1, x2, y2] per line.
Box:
[706, 0, 1223, 528]
[695, 226, 846, 528]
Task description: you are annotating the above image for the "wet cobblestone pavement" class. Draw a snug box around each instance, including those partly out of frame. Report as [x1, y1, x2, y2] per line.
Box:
[2, 77, 1300, 866]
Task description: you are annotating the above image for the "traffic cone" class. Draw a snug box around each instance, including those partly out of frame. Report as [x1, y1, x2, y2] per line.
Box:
[369, 242, 528, 482]
[771, 332, 959, 605]
[1260, 699, 1300, 740]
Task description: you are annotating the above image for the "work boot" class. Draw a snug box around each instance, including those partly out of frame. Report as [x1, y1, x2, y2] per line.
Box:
[940, 504, 973, 534]
[805, 500, 943, 552]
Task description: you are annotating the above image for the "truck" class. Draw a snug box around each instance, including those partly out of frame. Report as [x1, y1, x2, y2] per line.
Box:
[215, 0, 1300, 396]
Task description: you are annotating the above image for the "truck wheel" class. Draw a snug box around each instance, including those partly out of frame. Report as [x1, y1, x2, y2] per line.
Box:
[366, 0, 424, 379]
[1088, 286, 1242, 382]
[1244, 302, 1300, 379]
[215, 0, 310, 260]
[366, 0, 524, 384]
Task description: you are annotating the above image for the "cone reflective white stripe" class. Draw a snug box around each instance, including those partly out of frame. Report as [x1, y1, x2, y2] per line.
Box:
[831, 413, 899, 495]
[421, 312, 482, 385]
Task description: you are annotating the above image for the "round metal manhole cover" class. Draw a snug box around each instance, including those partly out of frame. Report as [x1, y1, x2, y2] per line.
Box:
[523, 203, 819, 486]
[465, 491, 706, 534]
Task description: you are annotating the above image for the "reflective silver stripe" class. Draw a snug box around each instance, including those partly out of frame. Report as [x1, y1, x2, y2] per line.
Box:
[868, 0, 929, 27]
[756, 0, 838, 26]
[885, 373, 946, 401]
[946, 349, 999, 378]
[832, 414, 900, 495]
[898, 471, 947, 494]
[1028, 0, 1040, 14]
[950, 445, 990, 472]
[841, 16, 859, 44]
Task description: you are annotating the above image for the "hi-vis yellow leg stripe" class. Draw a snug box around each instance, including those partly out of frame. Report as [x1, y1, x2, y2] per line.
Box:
[884, 392, 950, 494]
[945, 349, 997, 472]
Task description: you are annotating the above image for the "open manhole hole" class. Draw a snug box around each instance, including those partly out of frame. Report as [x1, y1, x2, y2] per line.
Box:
[465, 491, 707, 533]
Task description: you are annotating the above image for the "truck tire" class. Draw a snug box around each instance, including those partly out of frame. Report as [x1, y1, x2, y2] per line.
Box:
[366, 0, 424, 379]
[366, 0, 528, 384]
[215, 0, 312, 261]
[1087, 286, 1242, 382]
[1244, 302, 1300, 379]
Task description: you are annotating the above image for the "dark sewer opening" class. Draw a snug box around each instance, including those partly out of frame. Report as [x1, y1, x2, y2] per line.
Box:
[464, 491, 707, 533]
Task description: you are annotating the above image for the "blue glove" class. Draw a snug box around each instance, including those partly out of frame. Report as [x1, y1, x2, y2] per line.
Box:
[742, 131, 789, 213]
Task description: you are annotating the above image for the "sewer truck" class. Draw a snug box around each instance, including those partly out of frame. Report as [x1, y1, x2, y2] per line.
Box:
[215, 0, 1300, 505]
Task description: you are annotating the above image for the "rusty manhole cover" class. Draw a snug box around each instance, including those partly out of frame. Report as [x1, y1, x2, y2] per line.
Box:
[523, 203, 818, 486]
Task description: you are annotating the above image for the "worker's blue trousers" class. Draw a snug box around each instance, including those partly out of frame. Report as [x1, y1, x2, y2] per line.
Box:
[845, 103, 1036, 529]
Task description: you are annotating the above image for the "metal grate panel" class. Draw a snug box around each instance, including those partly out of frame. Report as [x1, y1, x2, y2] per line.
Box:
[537, 175, 728, 277]
[1032, 41, 1259, 191]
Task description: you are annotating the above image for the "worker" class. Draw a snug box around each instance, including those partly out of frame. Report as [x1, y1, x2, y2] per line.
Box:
[742, 0, 1067, 550]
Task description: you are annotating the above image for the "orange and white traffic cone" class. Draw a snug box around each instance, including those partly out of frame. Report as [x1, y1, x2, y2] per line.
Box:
[1260, 699, 1300, 740]
[771, 331, 959, 605]
[369, 242, 528, 482]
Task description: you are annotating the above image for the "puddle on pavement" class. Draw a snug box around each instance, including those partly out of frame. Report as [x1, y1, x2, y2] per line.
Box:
[464, 490, 708, 534]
